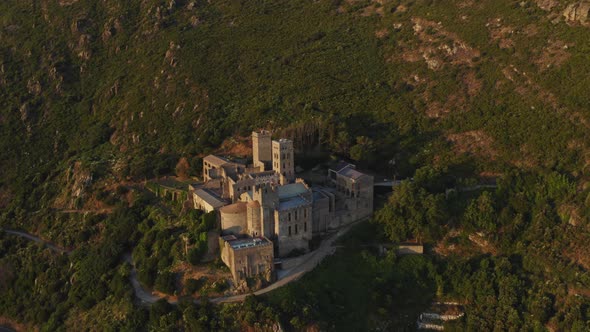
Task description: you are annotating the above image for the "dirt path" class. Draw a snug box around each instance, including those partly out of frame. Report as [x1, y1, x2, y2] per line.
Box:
[2, 229, 70, 254]
[58, 208, 113, 214]
[122, 253, 172, 304]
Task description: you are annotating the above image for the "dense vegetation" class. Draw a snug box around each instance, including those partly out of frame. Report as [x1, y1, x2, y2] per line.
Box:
[2, 0, 590, 330]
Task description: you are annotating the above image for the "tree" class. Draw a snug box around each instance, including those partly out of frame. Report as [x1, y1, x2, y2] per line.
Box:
[375, 181, 446, 243]
[349, 136, 376, 164]
[185, 277, 206, 294]
[190, 156, 203, 177]
[464, 191, 496, 232]
[175, 157, 191, 179]
[413, 165, 450, 193]
[201, 212, 217, 231]
[188, 246, 205, 265]
[155, 271, 177, 294]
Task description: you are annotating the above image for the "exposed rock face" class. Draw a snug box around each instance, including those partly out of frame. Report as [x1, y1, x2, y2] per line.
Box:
[54, 161, 93, 209]
[19, 103, 31, 122]
[535, 0, 559, 11]
[27, 79, 42, 95]
[563, 2, 590, 24]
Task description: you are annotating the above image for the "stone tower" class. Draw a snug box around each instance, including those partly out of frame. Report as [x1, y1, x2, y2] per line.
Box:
[252, 131, 272, 171]
[246, 200, 262, 237]
[252, 182, 279, 239]
[272, 139, 295, 185]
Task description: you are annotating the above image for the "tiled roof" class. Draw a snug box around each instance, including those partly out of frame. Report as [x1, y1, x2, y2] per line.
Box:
[194, 189, 226, 208]
[338, 167, 365, 180]
[203, 155, 230, 167]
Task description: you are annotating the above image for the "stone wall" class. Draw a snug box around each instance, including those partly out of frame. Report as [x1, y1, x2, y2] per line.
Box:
[220, 238, 274, 283]
[312, 190, 334, 235]
[253, 131, 272, 170]
[274, 205, 311, 256]
[220, 202, 248, 235]
[246, 201, 262, 236]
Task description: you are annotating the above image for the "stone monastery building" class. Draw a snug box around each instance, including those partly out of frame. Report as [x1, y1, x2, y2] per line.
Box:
[192, 131, 374, 284]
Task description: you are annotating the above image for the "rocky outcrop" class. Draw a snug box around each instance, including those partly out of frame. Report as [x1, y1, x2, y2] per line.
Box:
[101, 18, 124, 43]
[535, 0, 559, 11]
[19, 103, 31, 122]
[563, 2, 590, 24]
[53, 161, 94, 209]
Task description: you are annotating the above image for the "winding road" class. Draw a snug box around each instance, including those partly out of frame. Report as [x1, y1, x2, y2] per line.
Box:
[131, 220, 359, 305]
[211, 221, 354, 304]
[3, 220, 360, 305]
[2, 229, 70, 254]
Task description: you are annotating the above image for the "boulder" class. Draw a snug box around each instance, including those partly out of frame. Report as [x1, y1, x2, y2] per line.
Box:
[563, 2, 590, 24]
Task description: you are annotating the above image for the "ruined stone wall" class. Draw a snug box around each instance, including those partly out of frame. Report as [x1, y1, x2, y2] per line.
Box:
[233, 242, 274, 282]
[221, 240, 274, 283]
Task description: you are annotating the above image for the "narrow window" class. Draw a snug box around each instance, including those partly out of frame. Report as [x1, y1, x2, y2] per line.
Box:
[295, 211, 298, 220]
[288, 226, 291, 236]
[304, 209, 307, 218]
[288, 213, 291, 221]
[295, 224, 298, 234]
[304, 222, 307, 232]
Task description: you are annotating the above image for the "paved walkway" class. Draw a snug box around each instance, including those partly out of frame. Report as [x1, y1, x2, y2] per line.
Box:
[211, 221, 355, 303]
